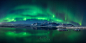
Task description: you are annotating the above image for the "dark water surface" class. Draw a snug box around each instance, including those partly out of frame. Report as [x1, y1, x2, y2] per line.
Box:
[0, 27, 86, 43]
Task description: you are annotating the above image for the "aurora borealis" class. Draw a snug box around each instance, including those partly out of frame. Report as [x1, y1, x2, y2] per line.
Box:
[0, 0, 86, 43]
[0, 0, 86, 25]
[2, 5, 63, 22]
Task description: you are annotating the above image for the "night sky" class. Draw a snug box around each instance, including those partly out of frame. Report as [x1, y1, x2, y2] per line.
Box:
[0, 0, 86, 25]
[1, 0, 86, 43]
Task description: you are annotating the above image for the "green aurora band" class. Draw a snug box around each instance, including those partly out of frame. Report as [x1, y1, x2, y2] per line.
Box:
[0, 5, 83, 25]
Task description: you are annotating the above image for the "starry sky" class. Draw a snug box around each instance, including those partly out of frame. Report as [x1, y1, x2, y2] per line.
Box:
[0, 0, 86, 26]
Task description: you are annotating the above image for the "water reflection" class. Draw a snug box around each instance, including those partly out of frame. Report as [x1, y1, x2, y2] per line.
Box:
[0, 27, 84, 43]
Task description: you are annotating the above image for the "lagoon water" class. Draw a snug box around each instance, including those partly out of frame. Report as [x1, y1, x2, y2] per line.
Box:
[0, 27, 86, 43]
